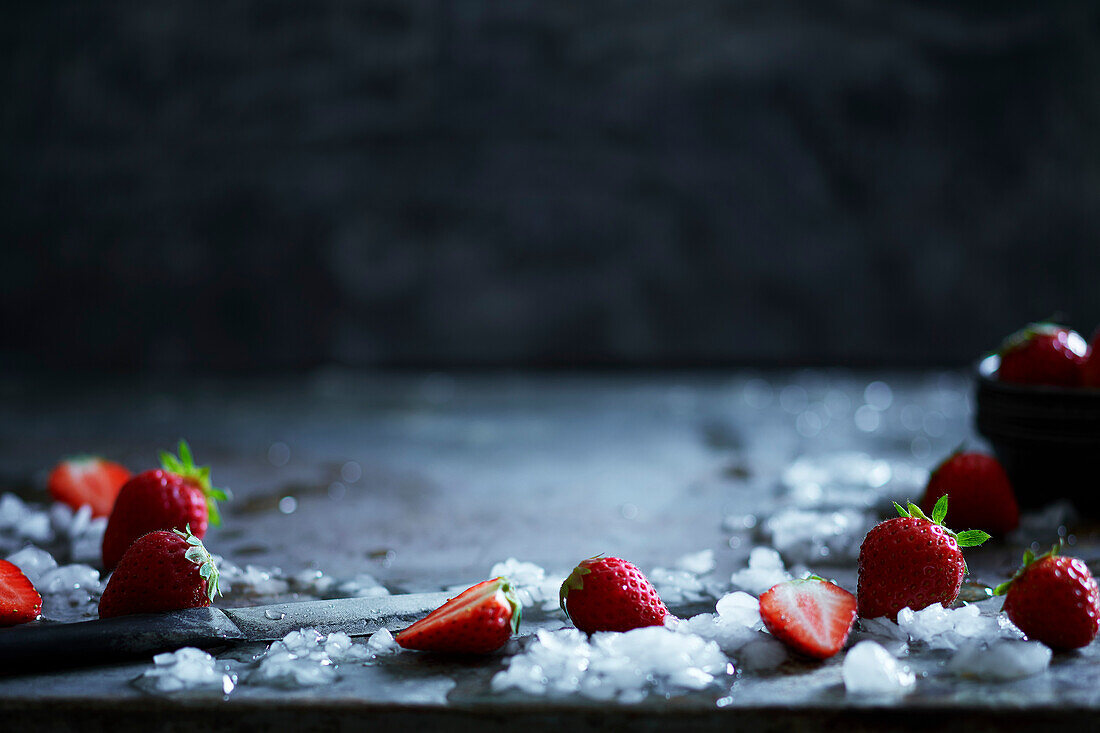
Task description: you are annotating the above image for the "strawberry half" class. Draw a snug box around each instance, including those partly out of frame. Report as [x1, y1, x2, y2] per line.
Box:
[102, 440, 229, 569]
[47, 456, 131, 518]
[559, 556, 668, 634]
[760, 578, 857, 659]
[395, 577, 520, 654]
[98, 527, 221, 619]
[857, 496, 989, 621]
[919, 451, 1019, 535]
[0, 559, 42, 627]
[995, 544, 1100, 650]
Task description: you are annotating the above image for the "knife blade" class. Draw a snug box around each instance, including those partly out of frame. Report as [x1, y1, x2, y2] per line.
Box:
[0, 591, 452, 674]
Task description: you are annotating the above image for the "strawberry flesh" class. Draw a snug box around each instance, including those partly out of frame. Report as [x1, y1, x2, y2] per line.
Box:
[0, 560, 42, 627]
[396, 577, 519, 654]
[48, 457, 131, 518]
[760, 579, 857, 659]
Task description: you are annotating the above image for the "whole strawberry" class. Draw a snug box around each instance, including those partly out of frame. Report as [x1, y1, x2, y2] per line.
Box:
[857, 497, 989, 621]
[919, 451, 1019, 535]
[0, 560, 42, 626]
[102, 441, 228, 569]
[997, 322, 1087, 387]
[48, 456, 131, 518]
[559, 556, 668, 634]
[396, 577, 520, 654]
[98, 527, 220, 618]
[1082, 329, 1100, 389]
[995, 545, 1100, 650]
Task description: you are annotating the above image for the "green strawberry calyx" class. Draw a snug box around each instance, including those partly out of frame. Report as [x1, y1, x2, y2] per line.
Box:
[998, 321, 1067, 355]
[494, 577, 522, 635]
[893, 495, 991, 549]
[993, 541, 1062, 597]
[559, 555, 600, 615]
[173, 525, 221, 603]
[160, 439, 231, 526]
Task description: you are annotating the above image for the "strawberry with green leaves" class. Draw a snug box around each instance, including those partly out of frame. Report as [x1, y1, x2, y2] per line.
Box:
[995, 544, 1100, 650]
[48, 456, 131, 518]
[997, 322, 1087, 387]
[396, 577, 520, 653]
[0, 560, 42, 626]
[98, 527, 220, 618]
[857, 496, 990, 621]
[102, 441, 229, 569]
[559, 556, 668, 634]
[760, 578, 857, 659]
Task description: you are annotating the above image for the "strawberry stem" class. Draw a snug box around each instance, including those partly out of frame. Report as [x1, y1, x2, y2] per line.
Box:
[160, 440, 230, 526]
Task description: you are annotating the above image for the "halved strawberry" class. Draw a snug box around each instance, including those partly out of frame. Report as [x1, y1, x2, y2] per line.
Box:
[48, 456, 131, 518]
[759, 578, 858, 659]
[395, 577, 520, 654]
[0, 559, 43, 626]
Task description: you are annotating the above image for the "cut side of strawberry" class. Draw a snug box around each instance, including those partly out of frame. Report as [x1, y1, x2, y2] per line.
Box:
[48, 456, 131, 518]
[396, 577, 520, 654]
[759, 578, 858, 660]
[0, 559, 43, 627]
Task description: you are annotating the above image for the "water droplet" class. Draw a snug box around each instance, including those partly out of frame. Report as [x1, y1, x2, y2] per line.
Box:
[278, 496, 298, 514]
[264, 609, 286, 620]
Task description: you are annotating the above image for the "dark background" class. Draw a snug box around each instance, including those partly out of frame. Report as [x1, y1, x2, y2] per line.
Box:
[3, 1, 1099, 373]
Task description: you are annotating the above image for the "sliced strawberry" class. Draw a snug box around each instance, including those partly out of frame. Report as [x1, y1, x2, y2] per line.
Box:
[396, 577, 520, 654]
[0, 559, 43, 626]
[760, 578, 857, 659]
[48, 456, 131, 518]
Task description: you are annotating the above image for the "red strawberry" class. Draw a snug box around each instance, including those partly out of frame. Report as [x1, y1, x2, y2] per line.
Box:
[102, 441, 228, 569]
[857, 497, 989, 621]
[395, 577, 520, 653]
[0, 560, 42, 627]
[760, 578, 857, 659]
[919, 451, 1019, 535]
[559, 556, 668, 634]
[997, 322, 1087, 387]
[1082, 329, 1100, 389]
[98, 528, 220, 619]
[47, 456, 131, 518]
[995, 545, 1100, 650]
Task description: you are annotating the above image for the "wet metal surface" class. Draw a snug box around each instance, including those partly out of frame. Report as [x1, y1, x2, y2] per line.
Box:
[0, 371, 1098, 731]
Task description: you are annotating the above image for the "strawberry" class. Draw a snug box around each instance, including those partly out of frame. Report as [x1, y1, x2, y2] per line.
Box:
[395, 577, 520, 653]
[102, 441, 228, 569]
[47, 456, 131, 518]
[857, 497, 989, 621]
[1082, 329, 1100, 389]
[997, 322, 1087, 387]
[0, 560, 42, 626]
[98, 527, 220, 619]
[995, 545, 1100, 650]
[759, 578, 857, 659]
[559, 556, 668, 634]
[919, 451, 1019, 535]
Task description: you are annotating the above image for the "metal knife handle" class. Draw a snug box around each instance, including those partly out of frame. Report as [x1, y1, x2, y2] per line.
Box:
[0, 607, 245, 674]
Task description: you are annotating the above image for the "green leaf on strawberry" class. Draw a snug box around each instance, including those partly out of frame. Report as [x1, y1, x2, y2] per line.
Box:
[160, 440, 231, 526]
[173, 525, 221, 603]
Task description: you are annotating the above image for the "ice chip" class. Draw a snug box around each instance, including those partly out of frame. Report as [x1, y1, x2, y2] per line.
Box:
[729, 548, 791, 596]
[649, 567, 708, 605]
[715, 592, 762, 628]
[947, 640, 1051, 681]
[252, 628, 366, 688]
[6, 546, 59, 586]
[337, 573, 390, 599]
[895, 603, 1012, 650]
[675, 550, 716, 576]
[366, 628, 398, 657]
[842, 641, 915, 696]
[135, 647, 237, 694]
[736, 637, 788, 671]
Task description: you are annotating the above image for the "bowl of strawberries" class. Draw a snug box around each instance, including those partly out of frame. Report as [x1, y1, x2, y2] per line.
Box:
[975, 321, 1100, 513]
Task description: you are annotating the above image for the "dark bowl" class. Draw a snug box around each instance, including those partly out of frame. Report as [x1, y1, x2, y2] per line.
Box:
[974, 355, 1100, 514]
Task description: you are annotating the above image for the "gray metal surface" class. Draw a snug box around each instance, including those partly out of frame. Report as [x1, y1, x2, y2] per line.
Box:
[0, 371, 1097, 732]
[221, 591, 453, 640]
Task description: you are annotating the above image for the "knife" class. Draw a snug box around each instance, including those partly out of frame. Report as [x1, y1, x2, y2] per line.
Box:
[0, 591, 452, 674]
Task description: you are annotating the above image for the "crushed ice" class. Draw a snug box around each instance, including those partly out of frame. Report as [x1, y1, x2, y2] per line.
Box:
[729, 548, 793, 596]
[488, 558, 566, 611]
[492, 626, 730, 702]
[6, 545, 104, 622]
[134, 647, 237, 695]
[947, 640, 1051, 681]
[843, 641, 915, 696]
[251, 628, 369, 688]
[896, 603, 1023, 651]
